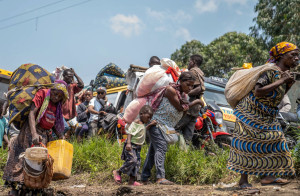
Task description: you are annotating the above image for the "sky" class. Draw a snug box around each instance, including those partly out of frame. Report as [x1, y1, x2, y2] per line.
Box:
[0, 0, 257, 84]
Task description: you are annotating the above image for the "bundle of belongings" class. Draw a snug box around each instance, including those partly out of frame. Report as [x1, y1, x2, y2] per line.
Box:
[8, 63, 55, 189]
[21, 144, 54, 189]
[123, 58, 181, 123]
[225, 63, 281, 108]
[123, 64, 148, 110]
[94, 63, 127, 90]
[8, 63, 55, 129]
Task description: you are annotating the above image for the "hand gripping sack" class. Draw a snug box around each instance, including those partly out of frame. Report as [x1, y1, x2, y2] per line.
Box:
[224, 63, 281, 108]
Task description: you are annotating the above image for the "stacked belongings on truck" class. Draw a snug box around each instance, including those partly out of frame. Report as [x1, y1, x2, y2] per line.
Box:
[92, 63, 126, 140]
[93, 63, 127, 90]
[123, 58, 181, 123]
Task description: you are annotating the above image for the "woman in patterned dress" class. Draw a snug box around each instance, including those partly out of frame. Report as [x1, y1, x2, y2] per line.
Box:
[3, 80, 68, 195]
[141, 72, 204, 185]
[227, 42, 299, 188]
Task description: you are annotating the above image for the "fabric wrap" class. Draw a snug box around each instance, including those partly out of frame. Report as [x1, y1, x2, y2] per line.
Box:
[225, 63, 281, 108]
[94, 63, 126, 89]
[8, 63, 55, 129]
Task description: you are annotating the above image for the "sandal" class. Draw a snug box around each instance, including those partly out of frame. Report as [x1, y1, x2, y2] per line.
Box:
[113, 170, 122, 184]
[261, 178, 290, 186]
[131, 181, 142, 186]
[239, 183, 253, 189]
[157, 179, 174, 185]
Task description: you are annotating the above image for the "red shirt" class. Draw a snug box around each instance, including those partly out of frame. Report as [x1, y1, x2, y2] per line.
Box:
[62, 83, 82, 120]
[33, 89, 57, 130]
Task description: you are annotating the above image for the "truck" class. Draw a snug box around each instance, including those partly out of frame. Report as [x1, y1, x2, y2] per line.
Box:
[0, 68, 12, 105]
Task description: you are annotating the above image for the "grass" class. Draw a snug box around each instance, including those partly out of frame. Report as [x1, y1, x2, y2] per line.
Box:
[1, 136, 300, 186]
[72, 137, 231, 185]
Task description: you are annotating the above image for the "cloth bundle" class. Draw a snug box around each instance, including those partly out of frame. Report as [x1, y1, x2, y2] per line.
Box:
[123, 58, 180, 123]
[94, 63, 126, 89]
[8, 63, 55, 129]
[225, 63, 281, 108]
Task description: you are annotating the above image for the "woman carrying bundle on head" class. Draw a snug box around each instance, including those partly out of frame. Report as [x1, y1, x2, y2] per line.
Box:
[227, 42, 299, 188]
[3, 80, 69, 196]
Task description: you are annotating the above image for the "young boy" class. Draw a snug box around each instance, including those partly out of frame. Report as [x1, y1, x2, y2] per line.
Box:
[113, 105, 156, 186]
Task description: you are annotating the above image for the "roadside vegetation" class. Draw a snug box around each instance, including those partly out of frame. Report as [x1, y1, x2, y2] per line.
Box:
[1, 136, 300, 185]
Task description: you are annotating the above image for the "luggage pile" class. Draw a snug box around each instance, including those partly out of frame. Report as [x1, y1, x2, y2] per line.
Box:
[93, 63, 127, 89]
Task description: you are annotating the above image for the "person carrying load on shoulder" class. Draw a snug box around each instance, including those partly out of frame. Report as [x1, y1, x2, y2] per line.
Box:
[3, 80, 69, 195]
[226, 42, 299, 189]
[113, 105, 156, 186]
[175, 54, 205, 142]
[62, 68, 84, 138]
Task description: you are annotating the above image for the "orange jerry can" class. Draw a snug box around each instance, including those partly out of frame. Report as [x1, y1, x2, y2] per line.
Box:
[47, 140, 73, 180]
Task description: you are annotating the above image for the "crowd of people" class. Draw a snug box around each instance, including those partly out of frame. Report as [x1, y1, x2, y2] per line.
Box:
[0, 41, 299, 194]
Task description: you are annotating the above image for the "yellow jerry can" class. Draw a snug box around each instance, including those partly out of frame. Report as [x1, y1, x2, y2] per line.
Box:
[47, 140, 73, 181]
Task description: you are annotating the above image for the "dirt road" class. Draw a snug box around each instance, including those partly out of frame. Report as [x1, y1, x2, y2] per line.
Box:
[1, 174, 300, 195]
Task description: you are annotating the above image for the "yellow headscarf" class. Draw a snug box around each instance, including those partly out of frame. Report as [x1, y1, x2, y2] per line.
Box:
[267, 42, 298, 63]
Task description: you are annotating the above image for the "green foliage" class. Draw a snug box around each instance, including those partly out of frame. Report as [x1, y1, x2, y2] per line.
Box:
[203, 32, 268, 78]
[72, 137, 230, 184]
[171, 40, 206, 68]
[170, 32, 268, 78]
[250, 0, 300, 48]
[0, 148, 8, 185]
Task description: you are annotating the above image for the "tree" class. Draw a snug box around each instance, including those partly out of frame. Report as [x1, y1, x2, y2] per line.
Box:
[203, 32, 268, 78]
[171, 40, 206, 68]
[250, 0, 300, 48]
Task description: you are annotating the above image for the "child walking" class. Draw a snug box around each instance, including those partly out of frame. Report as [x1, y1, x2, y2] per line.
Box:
[113, 105, 156, 186]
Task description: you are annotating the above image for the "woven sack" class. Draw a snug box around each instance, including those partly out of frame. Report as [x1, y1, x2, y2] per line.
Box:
[23, 154, 54, 189]
[225, 63, 280, 108]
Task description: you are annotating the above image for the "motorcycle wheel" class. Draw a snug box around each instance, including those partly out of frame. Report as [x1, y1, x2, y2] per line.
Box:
[215, 135, 232, 149]
[285, 135, 297, 150]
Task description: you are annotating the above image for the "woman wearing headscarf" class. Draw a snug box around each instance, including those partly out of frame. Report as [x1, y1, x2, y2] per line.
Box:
[141, 71, 204, 185]
[227, 42, 299, 188]
[3, 80, 69, 195]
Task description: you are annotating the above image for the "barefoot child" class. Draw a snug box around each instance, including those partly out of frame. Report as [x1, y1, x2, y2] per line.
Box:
[113, 105, 156, 186]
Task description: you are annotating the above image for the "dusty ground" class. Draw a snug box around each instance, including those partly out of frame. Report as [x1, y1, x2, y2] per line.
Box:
[1, 174, 300, 195]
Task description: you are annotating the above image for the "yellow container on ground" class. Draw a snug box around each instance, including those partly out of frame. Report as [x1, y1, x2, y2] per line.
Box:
[47, 140, 73, 181]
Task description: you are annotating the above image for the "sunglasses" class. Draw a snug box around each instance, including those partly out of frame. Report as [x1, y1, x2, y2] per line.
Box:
[97, 92, 105, 95]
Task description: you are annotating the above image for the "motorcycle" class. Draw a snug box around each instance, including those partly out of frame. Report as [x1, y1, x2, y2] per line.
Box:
[277, 112, 299, 150]
[192, 105, 232, 149]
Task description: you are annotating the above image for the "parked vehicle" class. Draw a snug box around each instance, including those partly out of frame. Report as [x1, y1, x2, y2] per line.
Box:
[0, 68, 12, 105]
[193, 105, 232, 149]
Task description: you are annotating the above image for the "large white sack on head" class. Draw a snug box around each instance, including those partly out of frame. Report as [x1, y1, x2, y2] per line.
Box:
[136, 58, 180, 97]
[225, 63, 281, 108]
[136, 65, 166, 97]
[123, 98, 147, 123]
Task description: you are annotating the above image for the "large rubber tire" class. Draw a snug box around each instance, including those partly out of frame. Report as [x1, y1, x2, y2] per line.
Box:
[215, 135, 232, 148]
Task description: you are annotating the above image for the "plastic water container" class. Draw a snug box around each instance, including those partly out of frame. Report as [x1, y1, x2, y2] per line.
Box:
[47, 140, 73, 181]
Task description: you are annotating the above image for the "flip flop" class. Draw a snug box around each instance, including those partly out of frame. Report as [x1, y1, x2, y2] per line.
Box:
[157, 179, 174, 185]
[261, 178, 290, 186]
[131, 181, 142, 186]
[239, 183, 253, 189]
[113, 170, 122, 184]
